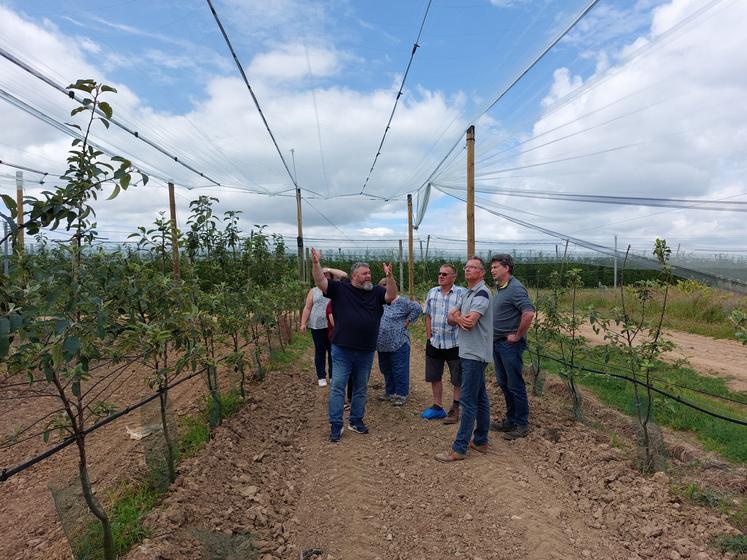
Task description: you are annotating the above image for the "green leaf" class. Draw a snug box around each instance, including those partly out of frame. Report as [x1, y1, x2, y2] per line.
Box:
[8, 312, 22, 332]
[1, 194, 17, 215]
[98, 101, 113, 119]
[106, 184, 121, 200]
[43, 430, 50, 443]
[71, 381, 81, 397]
[121, 174, 131, 189]
[100, 84, 117, 93]
[99, 118, 110, 129]
[62, 336, 80, 360]
[70, 107, 87, 116]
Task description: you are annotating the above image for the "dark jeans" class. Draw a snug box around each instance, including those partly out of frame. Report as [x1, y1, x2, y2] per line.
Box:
[493, 339, 529, 427]
[329, 345, 374, 426]
[452, 358, 490, 455]
[377, 342, 411, 397]
[310, 328, 332, 380]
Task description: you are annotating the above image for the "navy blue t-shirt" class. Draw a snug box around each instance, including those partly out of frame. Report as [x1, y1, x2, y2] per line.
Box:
[325, 280, 387, 352]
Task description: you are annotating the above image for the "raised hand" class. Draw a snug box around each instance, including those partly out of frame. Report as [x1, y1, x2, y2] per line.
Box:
[311, 247, 321, 263]
[382, 262, 393, 277]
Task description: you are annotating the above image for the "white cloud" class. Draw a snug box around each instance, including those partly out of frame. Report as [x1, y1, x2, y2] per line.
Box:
[247, 43, 346, 83]
[358, 227, 395, 236]
[474, 0, 747, 251]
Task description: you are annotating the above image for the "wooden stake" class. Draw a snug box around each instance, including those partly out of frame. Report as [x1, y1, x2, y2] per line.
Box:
[15, 171, 23, 255]
[168, 182, 180, 279]
[466, 125, 475, 258]
[296, 187, 304, 282]
[407, 194, 414, 300]
[398, 239, 404, 290]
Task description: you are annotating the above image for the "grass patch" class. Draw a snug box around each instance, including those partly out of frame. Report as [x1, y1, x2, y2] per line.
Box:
[269, 332, 311, 368]
[75, 482, 160, 559]
[550, 286, 747, 340]
[711, 534, 747, 554]
[537, 342, 747, 463]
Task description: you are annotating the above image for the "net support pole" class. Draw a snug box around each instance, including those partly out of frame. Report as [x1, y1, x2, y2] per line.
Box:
[296, 187, 304, 282]
[398, 239, 404, 290]
[168, 181, 181, 279]
[613, 234, 618, 288]
[15, 171, 23, 255]
[466, 125, 475, 258]
[407, 194, 415, 300]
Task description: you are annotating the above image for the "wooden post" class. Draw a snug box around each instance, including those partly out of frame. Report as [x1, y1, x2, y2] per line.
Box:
[407, 194, 415, 300]
[15, 171, 24, 255]
[296, 187, 304, 282]
[398, 239, 404, 290]
[466, 125, 475, 258]
[168, 182, 180, 279]
[305, 247, 311, 284]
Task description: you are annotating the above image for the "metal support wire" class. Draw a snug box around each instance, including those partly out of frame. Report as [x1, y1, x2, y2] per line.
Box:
[205, 0, 298, 190]
[360, 0, 433, 194]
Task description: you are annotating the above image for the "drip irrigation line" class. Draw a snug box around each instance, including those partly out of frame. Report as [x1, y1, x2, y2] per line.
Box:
[0, 46, 223, 188]
[206, 0, 298, 191]
[539, 352, 747, 427]
[0, 364, 206, 482]
[360, 0, 433, 194]
[418, 0, 600, 194]
[549, 347, 747, 407]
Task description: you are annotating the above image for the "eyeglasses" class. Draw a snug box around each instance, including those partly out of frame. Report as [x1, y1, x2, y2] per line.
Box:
[437, 272, 450, 277]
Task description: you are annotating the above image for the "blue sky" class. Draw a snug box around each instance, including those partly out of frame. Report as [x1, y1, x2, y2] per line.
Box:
[1, 0, 746, 264]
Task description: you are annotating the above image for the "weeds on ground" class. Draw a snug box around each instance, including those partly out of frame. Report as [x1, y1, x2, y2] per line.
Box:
[75, 483, 160, 560]
[711, 534, 747, 555]
[539, 344, 747, 463]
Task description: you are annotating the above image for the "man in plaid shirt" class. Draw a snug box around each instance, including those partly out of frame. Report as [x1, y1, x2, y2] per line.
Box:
[421, 264, 466, 423]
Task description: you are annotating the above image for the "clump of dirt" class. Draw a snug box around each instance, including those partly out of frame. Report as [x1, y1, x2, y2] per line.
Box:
[128, 348, 743, 560]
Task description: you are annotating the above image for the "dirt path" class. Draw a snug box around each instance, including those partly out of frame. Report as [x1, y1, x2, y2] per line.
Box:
[577, 324, 747, 392]
[128, 345, 739, 560]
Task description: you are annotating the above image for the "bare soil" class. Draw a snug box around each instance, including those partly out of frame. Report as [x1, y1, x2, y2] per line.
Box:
[124, 345, 743, 560]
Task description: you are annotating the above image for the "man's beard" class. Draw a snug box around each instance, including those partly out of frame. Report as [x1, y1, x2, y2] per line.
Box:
[361, 281, 373, 291]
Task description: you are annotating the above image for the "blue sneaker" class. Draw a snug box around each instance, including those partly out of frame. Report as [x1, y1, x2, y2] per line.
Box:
[348, 421, 369, 434]
[421, 405, 447, 420]
[329, 423, 344, 443]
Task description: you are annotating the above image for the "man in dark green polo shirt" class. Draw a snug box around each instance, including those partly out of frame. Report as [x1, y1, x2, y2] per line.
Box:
[490, 254, 535, 440]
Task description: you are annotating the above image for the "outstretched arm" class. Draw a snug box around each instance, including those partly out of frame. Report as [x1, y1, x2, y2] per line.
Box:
[382, 262, 397, 303]
[311, 248, 328, 293]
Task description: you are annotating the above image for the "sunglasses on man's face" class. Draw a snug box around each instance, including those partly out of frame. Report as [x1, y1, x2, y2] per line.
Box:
[438, 272, 450, 277]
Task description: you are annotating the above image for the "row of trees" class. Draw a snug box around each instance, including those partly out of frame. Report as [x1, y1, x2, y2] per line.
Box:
[0, 80, 305, 559]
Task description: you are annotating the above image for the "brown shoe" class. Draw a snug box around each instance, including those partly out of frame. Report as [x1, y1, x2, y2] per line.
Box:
[469, 440, 488, 453]
[442, 405, 460, 425]
[435, 449, 466, 462]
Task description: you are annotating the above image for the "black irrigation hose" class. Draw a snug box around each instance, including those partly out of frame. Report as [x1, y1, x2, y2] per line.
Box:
[570, 350, 747, 406]
[0, 365, 207, 482]
[0, 332, 274, 481]
[539, 352, 747, 427]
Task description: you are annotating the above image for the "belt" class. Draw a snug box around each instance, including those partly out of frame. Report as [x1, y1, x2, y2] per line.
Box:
[494, 336, 508, 342]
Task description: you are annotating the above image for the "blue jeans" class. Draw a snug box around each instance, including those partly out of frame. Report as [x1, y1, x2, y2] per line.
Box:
[311, 328, 332, 380]
[452, 358, 490, 455]
[493, 339, 529, 427]
[377, 342, 410, 397]
[329, 345, 375, 426]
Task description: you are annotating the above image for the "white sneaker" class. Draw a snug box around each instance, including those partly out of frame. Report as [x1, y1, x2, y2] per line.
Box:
[318, 378, 328, 387]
